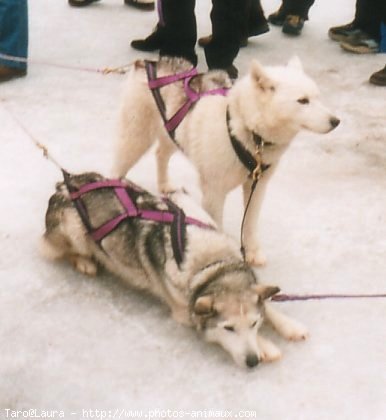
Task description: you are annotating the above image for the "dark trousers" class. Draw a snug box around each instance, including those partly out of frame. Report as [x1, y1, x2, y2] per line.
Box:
[279, 0, 315, 20]
[354, 0, 382, 40]
[204, 0, 248, 69]
[244, 0, 268, 39]
[157, 0, 251, 69]
[157, 0, 197, 66]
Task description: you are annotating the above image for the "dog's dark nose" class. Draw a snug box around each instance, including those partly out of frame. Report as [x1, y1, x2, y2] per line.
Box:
[246, 354, 259, 368]
[330, 117, 340, 128]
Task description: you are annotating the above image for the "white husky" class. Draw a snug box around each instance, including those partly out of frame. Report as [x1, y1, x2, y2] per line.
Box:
[113, 57, 340, 266]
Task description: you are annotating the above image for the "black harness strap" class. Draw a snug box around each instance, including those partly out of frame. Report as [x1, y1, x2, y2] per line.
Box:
[145, 60, 182, 143]
[62, 169, 94, 234]
[164, 197, 187, 267]
[226, 109, 271, 176]
[226, 108, 272, 260]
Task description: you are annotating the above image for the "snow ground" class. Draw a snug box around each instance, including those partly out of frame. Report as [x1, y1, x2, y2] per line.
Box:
[0, 0, 385, 418]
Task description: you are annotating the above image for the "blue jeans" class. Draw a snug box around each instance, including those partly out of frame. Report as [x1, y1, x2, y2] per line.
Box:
[0, 0, 28, 70]
[380, 22, 386, 53]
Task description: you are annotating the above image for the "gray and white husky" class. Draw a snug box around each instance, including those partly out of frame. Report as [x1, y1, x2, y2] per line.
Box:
[40, 172, 308, 368]
[113, 57, 340, 266]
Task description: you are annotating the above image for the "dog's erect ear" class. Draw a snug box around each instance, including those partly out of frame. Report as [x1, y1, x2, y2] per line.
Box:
[194, 295, 215, 316]
[250, 60, 274, 92]
[287, 56, 304, 72]
[253, 284, 281, 301]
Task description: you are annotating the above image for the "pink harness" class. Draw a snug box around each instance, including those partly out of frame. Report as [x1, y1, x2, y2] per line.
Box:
[145, 60, 229, 141]
[62, 171, 213, 267]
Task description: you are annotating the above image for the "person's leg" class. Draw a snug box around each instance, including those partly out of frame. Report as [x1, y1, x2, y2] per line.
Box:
[354, 0, 381, 40]
[204, 0, 247, 77]
[284, 0, 315, 20]
[369, 3, 386, 85]
[158, 0, 197, 65]
[200, 0, 262, 49]
[0, 0, 28, 71]
[131, 0, 197, 66]
[381, 2, 386, 52]
[247, 0, 269, 38]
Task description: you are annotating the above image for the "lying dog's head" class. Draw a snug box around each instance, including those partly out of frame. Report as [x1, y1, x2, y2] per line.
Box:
[245, 57, 340, 136]
[191, 265, 279, 368]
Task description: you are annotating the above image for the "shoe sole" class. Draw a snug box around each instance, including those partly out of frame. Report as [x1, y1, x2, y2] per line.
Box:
[328, 29, 362, 43]
[130, 43, 159, 52]
[369, 76, 386, 86]
[0, 71, 27, 82]
[68, 0, 100, 7]
[124, 0, 154, 10]
[340, 42, 378, 54]
[268, 19, 284, 27]
[329, 32, 351, 42]
[282, 26, 302, 36]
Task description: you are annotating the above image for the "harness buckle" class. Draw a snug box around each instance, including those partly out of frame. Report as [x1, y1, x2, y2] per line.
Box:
[252, 141, 264, 182]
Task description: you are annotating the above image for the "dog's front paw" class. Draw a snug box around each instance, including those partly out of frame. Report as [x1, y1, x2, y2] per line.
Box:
[257, 336, 282, 363]
[281, 321, 309, 341]
[159, 183, 176, 195]
[70, 255, 97, 276]
[245, 248, 267, 267]
[261, 346, 282, 363]
[172, 308, 191, 326]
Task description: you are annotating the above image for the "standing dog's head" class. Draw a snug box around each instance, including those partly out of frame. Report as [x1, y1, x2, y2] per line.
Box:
[246, 57, 340, 136]
[191, 267, 280, 368]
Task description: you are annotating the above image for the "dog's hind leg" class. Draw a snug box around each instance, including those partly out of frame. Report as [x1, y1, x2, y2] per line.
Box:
[257, 335, 282, 362]
[41, 208, 98, 276]
[41, 232, 98, 276]
[264, 303, 308, 341]
[156, 134, 177, 193]
[68, 254, 98, 276]
[39, 233, 69, 261]
[111, 112, 157, 178]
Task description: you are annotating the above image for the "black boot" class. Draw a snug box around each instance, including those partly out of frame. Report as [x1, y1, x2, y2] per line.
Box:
[68, 0, 100, 7]
[124, 0, 154, 11]
[131, 27, 163, 52]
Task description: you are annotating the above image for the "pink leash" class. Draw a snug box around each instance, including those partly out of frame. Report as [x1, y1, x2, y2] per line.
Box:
[272, 293, 386, 302]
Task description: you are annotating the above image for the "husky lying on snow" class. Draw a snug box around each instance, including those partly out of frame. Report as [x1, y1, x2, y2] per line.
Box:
[41, 172, 308, 368]
[113, 57, 340, 266]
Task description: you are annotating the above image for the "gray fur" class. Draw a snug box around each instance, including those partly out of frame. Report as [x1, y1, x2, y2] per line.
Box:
[41, 172, 307, 368]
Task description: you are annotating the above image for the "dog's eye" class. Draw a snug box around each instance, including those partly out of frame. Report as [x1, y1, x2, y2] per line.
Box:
[297, 97, 309, 105]
[224, 325, 235, 332]
[250, 321, 258, 328]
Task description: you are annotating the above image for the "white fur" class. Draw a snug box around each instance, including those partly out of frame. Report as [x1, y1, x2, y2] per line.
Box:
[113, 58, 339, 265]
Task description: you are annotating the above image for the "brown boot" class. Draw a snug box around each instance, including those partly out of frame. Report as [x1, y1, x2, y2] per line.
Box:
[369, 65, 386, 86]
[0, 66, 27, 82]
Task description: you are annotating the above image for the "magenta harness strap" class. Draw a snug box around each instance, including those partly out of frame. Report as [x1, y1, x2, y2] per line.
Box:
[62, 171, 213, 267]
[145, 60, 229, 143]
